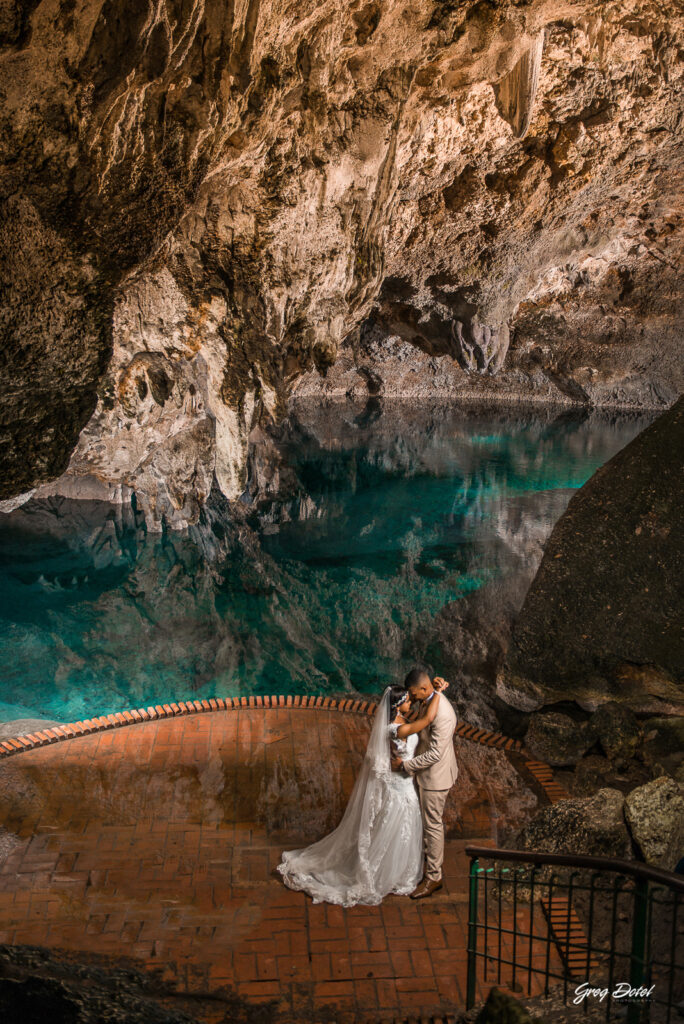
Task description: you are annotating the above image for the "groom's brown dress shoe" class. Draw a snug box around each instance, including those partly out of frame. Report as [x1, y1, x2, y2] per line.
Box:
[410, 878, 443, 899]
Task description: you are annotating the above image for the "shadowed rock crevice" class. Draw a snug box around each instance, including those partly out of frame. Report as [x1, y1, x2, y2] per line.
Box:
[0, 942, 273, 1024]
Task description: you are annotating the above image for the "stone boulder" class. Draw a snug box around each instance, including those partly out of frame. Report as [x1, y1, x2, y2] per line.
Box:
[0, 944, 204, 1024]
[569, 755, 652, 799]
[640, 717, 684, 784]
[475, 986, 545, 1024]
[588, 701, 641, 766]
[624, 776, 684, 871]
[500, 398, 684, 711]
[515, 788, 631, 859]
[500, 665, 684, 717]
[523, 712, 597, 767]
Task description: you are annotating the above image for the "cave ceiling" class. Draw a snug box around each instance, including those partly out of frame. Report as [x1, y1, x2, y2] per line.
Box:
[1, 0, 682, 527]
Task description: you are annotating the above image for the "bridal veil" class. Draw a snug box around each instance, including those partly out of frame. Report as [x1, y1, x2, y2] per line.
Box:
[277, 687, 423, 906]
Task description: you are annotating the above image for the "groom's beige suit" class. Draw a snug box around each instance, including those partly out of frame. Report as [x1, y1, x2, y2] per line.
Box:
[401, 694, 458, 881]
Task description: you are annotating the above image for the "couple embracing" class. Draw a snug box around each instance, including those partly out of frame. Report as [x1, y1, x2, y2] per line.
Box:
[277, 666, 458, 906]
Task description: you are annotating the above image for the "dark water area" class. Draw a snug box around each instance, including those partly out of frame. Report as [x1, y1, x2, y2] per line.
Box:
[0, 400, 654, 725]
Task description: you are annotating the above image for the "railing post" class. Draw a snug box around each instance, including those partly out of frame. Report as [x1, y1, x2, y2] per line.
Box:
[466, 857, 480, 1010]
[627, 876, 649, 1024]
[463, 844, 684, 1024]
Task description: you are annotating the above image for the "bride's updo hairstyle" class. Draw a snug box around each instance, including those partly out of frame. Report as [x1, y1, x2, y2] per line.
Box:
[388, 685, 409, 715]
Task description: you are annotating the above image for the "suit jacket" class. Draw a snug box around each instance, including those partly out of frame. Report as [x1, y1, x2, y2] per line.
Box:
[402, 693, 458, 790]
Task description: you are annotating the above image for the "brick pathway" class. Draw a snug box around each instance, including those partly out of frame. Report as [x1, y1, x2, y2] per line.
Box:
[0, 703, 564, 1022]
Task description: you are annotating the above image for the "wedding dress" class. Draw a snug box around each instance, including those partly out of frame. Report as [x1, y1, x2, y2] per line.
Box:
[277, 688, 423, 906]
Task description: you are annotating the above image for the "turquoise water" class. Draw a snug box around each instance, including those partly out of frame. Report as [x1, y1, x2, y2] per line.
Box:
[0, 402, 651, 724]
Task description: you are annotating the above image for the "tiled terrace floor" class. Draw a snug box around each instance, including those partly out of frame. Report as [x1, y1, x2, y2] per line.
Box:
[0, 706, 563, 1021]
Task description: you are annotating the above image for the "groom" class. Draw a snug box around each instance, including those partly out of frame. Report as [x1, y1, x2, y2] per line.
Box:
[391, 666, 458, 898]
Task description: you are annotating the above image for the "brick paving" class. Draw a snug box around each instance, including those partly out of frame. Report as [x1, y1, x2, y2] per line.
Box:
[0, 703, 565, 1022]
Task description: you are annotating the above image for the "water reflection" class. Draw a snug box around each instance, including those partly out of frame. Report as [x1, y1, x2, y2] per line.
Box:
[0, 400, 653, 724]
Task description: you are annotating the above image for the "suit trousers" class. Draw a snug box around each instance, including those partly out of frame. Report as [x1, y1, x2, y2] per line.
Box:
[417, 786, 450, 881]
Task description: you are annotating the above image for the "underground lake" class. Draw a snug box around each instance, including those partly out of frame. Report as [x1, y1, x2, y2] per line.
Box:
[0, 401, 654, 727]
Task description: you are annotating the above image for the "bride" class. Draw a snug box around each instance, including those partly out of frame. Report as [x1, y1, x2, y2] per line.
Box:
[276, 681, 445, 906]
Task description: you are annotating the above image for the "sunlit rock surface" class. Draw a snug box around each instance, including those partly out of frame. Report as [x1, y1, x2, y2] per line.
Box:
[1, 1, 682, 522]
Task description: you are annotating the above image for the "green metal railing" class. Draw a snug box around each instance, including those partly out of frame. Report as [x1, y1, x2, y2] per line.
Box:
[465, 845, 684, 1023]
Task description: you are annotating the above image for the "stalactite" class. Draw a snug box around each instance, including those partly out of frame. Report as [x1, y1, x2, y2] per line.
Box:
[494, 30, 545, 139]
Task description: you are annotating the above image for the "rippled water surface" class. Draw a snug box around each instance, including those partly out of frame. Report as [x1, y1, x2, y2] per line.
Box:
[0, 402, 652, 723]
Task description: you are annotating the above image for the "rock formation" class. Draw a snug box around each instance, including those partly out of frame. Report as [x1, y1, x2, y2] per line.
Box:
[624, 775, 684, 870]
[523, 710, 597, 766]
[1, 1, 683, 527]
[3, 400, 641, 722]
[0, 943, 242, 1024]
[498, 396, 684, 712]
[641, 717, 684, 784]
[515, 786, 633, 859]
[516, 775, 684, 872]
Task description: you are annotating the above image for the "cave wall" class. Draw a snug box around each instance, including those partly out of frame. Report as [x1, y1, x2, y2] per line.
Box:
[498, 396, 684, 714]
[1, 0, 683, 527]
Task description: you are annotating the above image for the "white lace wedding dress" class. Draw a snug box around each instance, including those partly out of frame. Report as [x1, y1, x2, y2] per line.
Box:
[277, 688, 424, 906]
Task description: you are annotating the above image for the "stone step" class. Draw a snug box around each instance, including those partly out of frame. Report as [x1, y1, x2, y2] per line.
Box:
[540, 895, 600, 976]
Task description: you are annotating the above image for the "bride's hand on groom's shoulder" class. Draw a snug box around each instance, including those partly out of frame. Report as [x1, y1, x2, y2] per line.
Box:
[433, 676, 449, 692]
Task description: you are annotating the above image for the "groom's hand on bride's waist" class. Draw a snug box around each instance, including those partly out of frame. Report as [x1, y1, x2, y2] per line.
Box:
[390, 755, 404, 773]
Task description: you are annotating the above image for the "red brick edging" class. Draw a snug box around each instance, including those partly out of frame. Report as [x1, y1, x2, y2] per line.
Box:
[0, 694, 566, 802]
[0, 694, 519, 753]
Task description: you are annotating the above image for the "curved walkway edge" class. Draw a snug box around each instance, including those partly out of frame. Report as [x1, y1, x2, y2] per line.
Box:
[0, 693, 570, 804]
